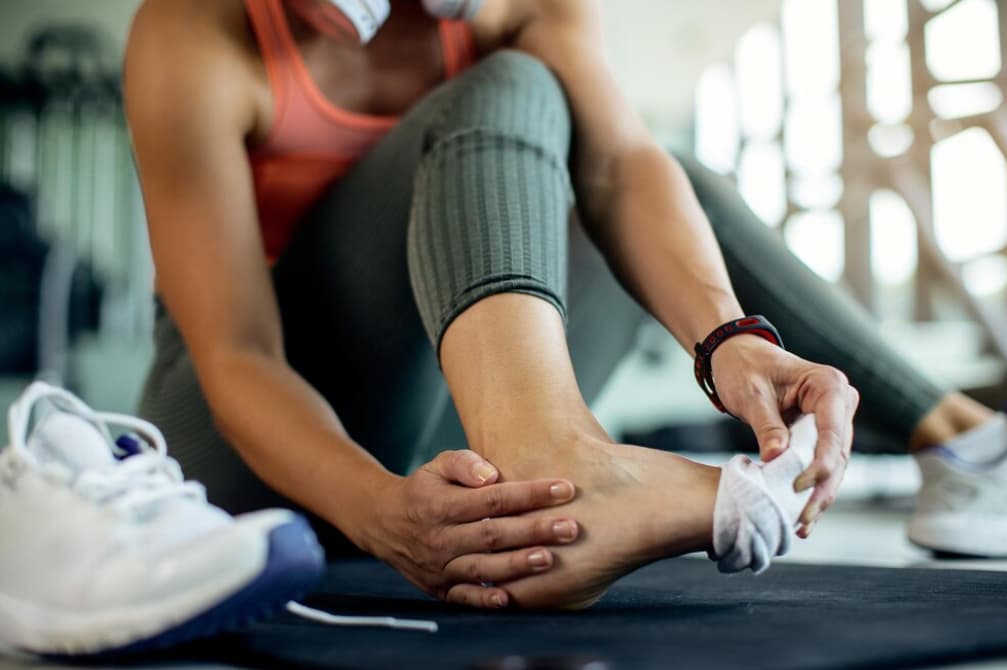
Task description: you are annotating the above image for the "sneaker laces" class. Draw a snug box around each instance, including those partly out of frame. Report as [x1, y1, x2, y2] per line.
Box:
[9, 383, 437, 632]
[7, 382, 205, 517]
[73, 447, 206, 517]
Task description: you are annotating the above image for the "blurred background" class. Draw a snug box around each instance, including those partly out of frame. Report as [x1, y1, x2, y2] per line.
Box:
[0, 0, 1004, 489]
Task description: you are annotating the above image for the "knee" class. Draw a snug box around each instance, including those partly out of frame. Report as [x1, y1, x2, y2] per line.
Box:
[477, 50, 567, 108]
[433, 50, 571, 151]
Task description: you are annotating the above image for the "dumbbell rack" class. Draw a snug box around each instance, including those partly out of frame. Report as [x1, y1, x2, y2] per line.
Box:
[0, 24, 150, 384]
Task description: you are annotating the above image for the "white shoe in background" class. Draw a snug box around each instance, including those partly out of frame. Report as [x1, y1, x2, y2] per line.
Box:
[0, 382, 325, 657]
[909, 414, 1007, 557]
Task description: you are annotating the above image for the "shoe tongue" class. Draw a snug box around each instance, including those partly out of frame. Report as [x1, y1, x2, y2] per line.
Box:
[27, 412, 115, 472]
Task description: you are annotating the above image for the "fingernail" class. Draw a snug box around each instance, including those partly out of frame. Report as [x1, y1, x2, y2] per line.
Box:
[550, 481, 574, 500]
[528, 550, 550, 568]
[473, 463, 497, 483]
[492, 593, 507, 608]
[793, 475, 812, 492]
[553, 520, 577, 541]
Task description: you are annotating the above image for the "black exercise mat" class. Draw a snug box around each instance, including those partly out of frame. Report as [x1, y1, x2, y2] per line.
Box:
[179, 558, 1007, 670]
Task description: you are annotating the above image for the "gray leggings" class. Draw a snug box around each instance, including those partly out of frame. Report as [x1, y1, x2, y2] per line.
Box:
[139, 51, 944, 539]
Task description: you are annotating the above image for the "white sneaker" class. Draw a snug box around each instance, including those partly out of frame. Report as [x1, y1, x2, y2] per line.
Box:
[0, 382, 325, 657]
[909, 420, 1007, 557]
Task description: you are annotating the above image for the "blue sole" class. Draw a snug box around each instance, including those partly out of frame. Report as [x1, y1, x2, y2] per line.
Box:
[44, 514, 325, 660]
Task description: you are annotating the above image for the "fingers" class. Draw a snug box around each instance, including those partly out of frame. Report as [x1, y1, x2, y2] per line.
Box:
[444, 546, 556, 589]
[428, 449, 499, 487]
[793, 369, 856, 491]
[794, 379, 859, 531]
[443, 583, 510, 609]
[449, 515, 579, 555]
[741, 384, 790, 462]
[447, 478, 576, 523]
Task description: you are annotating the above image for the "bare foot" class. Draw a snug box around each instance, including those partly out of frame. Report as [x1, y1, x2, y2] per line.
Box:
[483, 434, 720, 610]
[438, 293, 720, 609]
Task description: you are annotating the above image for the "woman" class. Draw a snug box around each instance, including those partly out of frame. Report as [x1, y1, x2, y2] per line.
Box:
[125, 0, 1000, 610]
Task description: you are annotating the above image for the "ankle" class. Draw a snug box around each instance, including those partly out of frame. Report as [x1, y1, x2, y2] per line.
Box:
[647, 455, 720, 559]
[910, 393, 996, 452]
[474, 418, 613, 479]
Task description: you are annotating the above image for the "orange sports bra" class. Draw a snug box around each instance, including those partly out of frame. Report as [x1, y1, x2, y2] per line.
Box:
[243, 0, 477, 259]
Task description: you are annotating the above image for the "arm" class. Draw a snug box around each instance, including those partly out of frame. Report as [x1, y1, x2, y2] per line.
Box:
[506, 2, 739, 348]
[125, 1, 383, 541]
[503, 0, 859, 530]
[125, 0, 577, 605]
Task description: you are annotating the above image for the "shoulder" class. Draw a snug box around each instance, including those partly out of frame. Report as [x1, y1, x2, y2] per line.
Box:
[125, 0, 258, 132]
[128, 0, 244, 61]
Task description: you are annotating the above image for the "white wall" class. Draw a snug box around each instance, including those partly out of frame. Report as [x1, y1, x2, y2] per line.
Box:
[601, 0, 781, 127]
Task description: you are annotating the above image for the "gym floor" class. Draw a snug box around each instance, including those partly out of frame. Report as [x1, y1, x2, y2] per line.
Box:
[3, 322, 1005, 670]
[3, 473, 1007, 670]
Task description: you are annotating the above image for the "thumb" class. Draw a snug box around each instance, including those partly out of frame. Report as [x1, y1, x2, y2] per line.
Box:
[431, 449, 499, 487]
[745, 400, 790, 462]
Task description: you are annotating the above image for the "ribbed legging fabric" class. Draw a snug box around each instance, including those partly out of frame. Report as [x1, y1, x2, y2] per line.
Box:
[138, 50, 944, 553]
[407, 52, 573, 352]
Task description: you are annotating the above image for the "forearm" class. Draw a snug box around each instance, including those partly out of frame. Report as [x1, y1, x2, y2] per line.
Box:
[578, 144, 743, 348]
[200, 350, 395, 551]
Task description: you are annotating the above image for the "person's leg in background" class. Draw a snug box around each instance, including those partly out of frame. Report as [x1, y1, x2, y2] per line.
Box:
[672, 152, 1007, 556]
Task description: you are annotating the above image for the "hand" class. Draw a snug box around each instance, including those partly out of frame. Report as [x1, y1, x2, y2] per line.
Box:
[362, 450, 580, 609]
[710, 334, 860, 536]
